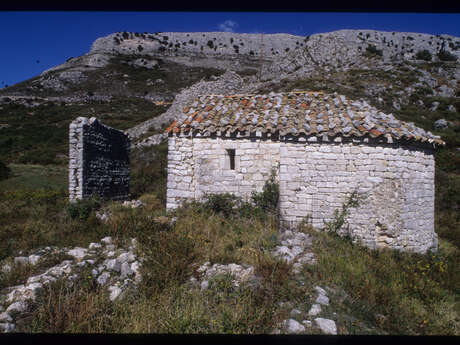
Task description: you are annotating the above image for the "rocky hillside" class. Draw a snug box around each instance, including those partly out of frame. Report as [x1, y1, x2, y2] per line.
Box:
[0, 29, 458, 161]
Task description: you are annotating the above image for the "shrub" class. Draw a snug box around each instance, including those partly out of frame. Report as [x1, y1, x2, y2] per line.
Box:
[65, 197, 101, 221]
[365, 44, 383, 57]
[250, 169, 279, 213]
[323, 190, 362, 238]
[415, 50, 432, 61]
[207, 40, 214, 49]
[202, 193, 240, 218]
[0, 160, 11, 181]
[437, 50, 457, 62]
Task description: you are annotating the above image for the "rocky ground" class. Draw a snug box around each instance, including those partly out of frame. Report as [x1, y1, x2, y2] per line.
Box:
[0, 236, 142, 333]
[0, 208, 346, 334]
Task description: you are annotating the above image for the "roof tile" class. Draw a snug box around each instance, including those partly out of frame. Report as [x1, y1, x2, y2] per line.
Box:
[166, 91, 445, 146]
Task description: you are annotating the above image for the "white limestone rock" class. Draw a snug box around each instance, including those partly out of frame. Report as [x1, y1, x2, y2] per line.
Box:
[314, 286, 327, 296]
[105, 259, 121, 272]
[308, 304, 322, 316]
[97, 272, 111, 285]
[6, 301, 28, 314]
[67, 247, 88, 260]
[120, 262, 133, 277]
[118, 252, 135, 264]
[314, 318, 337, 335]
[108, 286, 124, 301]
[89, 242, 102, 250]
[28, 255, 41, 265]
[101, 237, 112, 245]
[200, 280, 209, 291]
[316, 294, 330, 306]
[284, 319, 305, 333]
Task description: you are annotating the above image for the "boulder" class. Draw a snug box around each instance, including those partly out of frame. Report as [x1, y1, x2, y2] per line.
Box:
[314, 318, 337, 335]
[284, 319, 305, 333]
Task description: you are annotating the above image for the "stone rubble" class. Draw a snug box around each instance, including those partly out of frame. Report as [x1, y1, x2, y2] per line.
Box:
[0, 237, 142, 333]
[190, 262, 258, 291]
[272, 230, 317, 274]
[122, 199, 144, 208]
[278, 282, 340, 335]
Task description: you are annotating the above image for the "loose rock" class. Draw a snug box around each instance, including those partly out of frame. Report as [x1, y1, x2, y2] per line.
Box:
[314, 318, 337, 335]
[433, 118, 448, 130]
[308, 304, 322, 316]
[284, 319, 305, 333]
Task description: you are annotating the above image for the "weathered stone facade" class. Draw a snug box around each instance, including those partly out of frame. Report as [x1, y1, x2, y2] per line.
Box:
[165, 91, 443, 253]
[69, 117, 130, 201]
[166, 134, 437, 253]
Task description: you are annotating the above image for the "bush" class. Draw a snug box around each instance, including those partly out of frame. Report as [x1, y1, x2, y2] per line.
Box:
[250, 169, 279, 213]
[65, 197, 101, 220]
[0, 160, 11, 180]
[323, 190, 362, 238]
[415, 50, 432, 61]
[437, 50, 457, 62]
[365, 44, 383, 57]
[202, 193, 240, 218]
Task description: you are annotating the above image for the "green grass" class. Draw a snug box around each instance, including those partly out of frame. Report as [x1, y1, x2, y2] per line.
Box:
[299, 224, 460, 335]
[0, 99, 167, 165]
[0, 164, 67, 191]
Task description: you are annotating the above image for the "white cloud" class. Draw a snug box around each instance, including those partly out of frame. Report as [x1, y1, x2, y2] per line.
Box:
[218, 20, 238, 33]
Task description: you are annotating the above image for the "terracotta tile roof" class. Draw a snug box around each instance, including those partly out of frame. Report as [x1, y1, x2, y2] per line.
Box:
[166, 91, 444, 146]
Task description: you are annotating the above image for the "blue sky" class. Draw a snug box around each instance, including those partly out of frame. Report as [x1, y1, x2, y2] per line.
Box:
[1, 12, 459, 88]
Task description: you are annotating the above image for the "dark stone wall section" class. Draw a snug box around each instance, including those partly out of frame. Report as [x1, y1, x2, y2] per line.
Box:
[69, 117, 130, 201]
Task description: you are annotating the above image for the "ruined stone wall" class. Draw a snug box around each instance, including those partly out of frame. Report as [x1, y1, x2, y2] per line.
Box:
[69, 117, 130, 201]
[166, 135, 437, 253]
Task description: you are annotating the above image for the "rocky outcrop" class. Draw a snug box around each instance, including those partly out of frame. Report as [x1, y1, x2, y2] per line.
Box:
[41, 30, 459, 82]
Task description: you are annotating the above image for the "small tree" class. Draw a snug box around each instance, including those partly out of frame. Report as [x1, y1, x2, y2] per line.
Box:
[437, 50, 457, 62]
[415, 50, 432, 61]
[365, 44, 383, 58]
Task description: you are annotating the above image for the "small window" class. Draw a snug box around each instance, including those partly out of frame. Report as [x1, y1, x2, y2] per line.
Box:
[226, 149, 235, 170]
